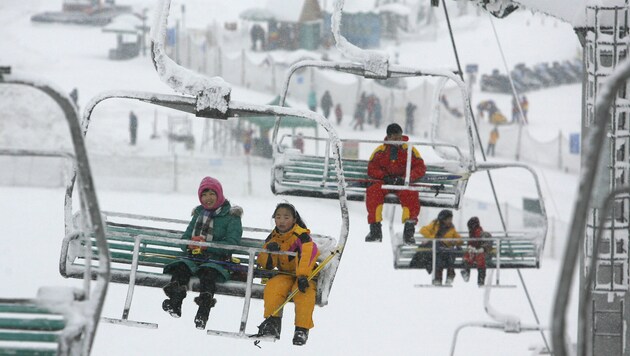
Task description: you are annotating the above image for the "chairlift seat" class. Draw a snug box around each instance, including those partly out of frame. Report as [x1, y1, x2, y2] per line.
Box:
[0, 299, 71, 356]
[60, 212, 337, 306]
[392, 232, 541, 270]
[273, 153, 468, 208]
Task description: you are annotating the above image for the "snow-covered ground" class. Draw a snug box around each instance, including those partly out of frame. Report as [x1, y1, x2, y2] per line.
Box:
[1, 1, 586, 355]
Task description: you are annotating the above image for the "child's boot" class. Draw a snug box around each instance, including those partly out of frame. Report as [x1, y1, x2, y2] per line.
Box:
[257, 316, 282, 339]
[162, 281, 187, 318]
[193, 292, 216, 330]
[478, 268, 486, 286]
[365, 222, 382, 242]
[432, 269, 443, 286]
[292, 327, 309, 346]
[402, 220, 416, 245]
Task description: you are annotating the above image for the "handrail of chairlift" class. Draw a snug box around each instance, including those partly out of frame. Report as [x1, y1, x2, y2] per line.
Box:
[475, 162, 548, 250]
[551, 53, 630, 356]
[277, 134, 467, 161]
[0, 73, 109, 356]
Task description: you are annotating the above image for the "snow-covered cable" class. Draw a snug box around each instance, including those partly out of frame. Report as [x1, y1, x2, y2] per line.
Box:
[487, 13, 526, 161]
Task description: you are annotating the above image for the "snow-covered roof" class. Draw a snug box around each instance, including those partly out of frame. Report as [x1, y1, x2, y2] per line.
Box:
[376, 3, 410, 16]
[267, 0, 303, 22]
[102, 13, 141, 34]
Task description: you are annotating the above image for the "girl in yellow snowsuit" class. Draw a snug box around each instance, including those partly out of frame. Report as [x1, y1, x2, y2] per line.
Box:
[256, 202, 320, 346]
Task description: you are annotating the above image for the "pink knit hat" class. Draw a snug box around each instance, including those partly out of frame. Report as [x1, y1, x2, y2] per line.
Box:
[198, 176, 225, 210]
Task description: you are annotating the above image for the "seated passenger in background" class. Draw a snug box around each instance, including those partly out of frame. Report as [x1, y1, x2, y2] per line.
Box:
[462, 217, 492, 286]
[419, 209, 462, 286]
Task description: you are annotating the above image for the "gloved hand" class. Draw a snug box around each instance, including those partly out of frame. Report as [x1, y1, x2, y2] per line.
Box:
[297, 276, 309, 293]
[383, 175, 405, 185]
[188, 236, 207, 253]
[266, 242, 280, 252]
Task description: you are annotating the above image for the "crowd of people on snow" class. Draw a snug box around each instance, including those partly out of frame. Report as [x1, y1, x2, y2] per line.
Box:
[304, 88, 424, 136]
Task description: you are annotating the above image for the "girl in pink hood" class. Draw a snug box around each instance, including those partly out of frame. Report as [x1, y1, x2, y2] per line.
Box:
[162, 176, 243, 330]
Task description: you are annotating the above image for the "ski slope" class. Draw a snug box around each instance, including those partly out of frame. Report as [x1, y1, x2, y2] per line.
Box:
[0, 1, 584, 355]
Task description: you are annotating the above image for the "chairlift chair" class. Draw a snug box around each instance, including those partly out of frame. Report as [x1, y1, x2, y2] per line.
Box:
[59, 0, 350, 341]
[269, 0, 549, 286]
[0, 72, 109, 356]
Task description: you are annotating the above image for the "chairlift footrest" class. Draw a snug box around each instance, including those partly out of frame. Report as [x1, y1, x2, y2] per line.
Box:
[101, 317, 159, 329]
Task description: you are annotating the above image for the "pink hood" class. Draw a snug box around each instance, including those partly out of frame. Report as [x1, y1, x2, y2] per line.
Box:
[198, 176, 225, 210]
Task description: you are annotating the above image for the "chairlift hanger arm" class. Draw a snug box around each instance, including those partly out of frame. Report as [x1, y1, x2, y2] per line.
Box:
[1, 72, 109, 355]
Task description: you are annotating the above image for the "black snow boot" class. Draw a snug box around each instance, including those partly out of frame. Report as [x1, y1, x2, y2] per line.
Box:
[365, 222, 382, 242]
[477, 269, 487, 286]
[162, 281, 187, 318]
[293, 327, 309, 346]
[193, 292, 216, 330]
[403, 220, 416, 245]
[257, 316, 282, 339]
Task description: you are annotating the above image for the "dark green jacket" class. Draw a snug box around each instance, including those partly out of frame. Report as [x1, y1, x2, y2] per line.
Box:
[163, 200, 243, 282]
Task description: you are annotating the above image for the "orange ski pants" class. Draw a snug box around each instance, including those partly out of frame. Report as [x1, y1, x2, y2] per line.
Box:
[263, 274, 316, 329]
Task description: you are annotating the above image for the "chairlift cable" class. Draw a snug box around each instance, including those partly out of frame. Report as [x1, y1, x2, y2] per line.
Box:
[487, 13, 563, 242]
[487, 13, 527, 161]
[441, 1, 551, 352]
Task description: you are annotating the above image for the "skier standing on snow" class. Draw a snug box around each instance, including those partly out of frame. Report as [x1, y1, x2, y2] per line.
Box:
[161, 176, 243, 330]
[419, 209, 462, 286]
[373, 97, 383, 129]
[334, 103, 343, 125]
[486, 126, 499, 157]
[461, 217, 491, 286]
[129, 110, 138, 145]
[256, 202, 319, 346]
[405, 102, 417, 134]
[365, 123, 427, 244]
[307, 88, 317, 112]
[320, 90, 333, 119]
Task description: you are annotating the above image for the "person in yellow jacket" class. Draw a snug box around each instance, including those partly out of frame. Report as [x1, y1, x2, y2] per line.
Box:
[256, 202, 320, 346]
[487, 126, 499, 157]
[419, 209, 462, 286]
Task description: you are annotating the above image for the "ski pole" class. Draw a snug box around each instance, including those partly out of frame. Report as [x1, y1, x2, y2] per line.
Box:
[269, 249, 339, 318]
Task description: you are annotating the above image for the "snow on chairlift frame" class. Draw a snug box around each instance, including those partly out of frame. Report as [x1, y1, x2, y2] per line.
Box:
[60, 0, 350, 340]
[0, 72, 110, 356]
